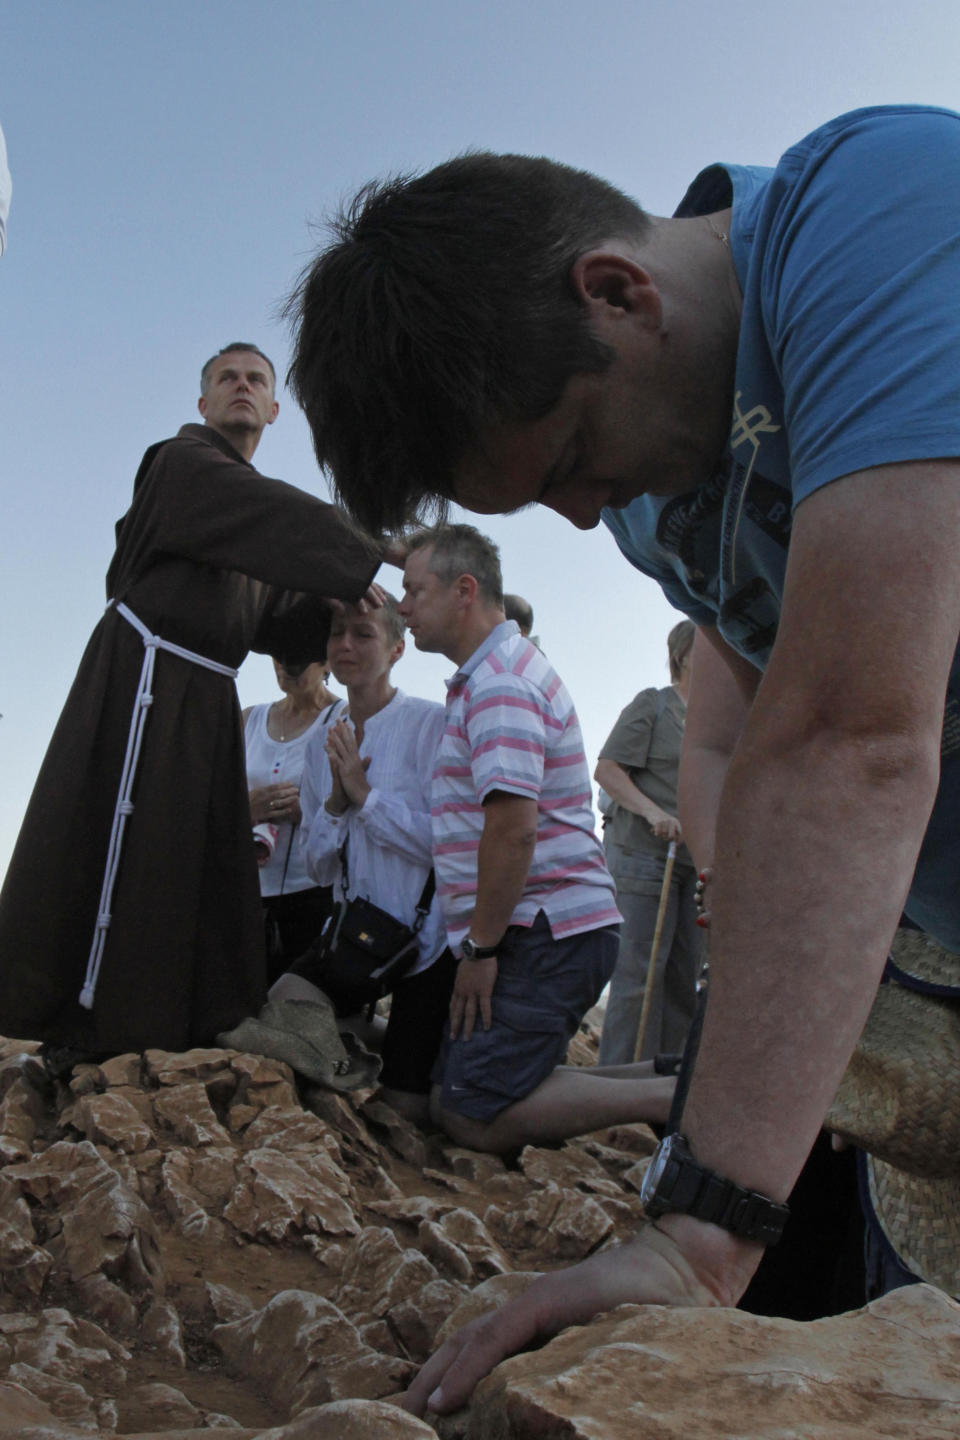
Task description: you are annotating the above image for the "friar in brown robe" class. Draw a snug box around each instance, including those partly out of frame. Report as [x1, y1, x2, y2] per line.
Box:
[0, 344, 385, 1060]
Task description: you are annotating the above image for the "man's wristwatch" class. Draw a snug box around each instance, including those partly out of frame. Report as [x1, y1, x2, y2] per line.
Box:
[460, 936, 500, 962]
[640, 1133, 790, 1247]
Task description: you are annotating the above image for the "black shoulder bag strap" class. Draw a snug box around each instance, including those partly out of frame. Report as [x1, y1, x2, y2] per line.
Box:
[337, 834, 436, 930]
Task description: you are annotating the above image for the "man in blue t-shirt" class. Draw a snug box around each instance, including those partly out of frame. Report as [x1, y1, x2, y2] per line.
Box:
[286, 107, 960, 1413]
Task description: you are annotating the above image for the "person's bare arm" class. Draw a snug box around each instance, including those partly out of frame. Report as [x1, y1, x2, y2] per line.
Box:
[594, 757, 681, 840]
[676, 627, 758, 873]
[678, 458, 960, 1216]
[404, 457, 960, 1417]
[448, 790, 538, 1041]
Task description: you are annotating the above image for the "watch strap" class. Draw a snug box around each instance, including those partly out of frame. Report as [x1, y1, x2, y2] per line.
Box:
[644, 1135, 790, 1247]
[461, 936, 500, 961]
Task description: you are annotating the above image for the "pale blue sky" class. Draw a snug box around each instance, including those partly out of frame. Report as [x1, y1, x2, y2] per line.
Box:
[2, 1, 959, 877]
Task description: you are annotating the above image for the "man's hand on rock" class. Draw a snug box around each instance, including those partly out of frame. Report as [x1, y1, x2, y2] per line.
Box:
[401, 1222, 734, 1418]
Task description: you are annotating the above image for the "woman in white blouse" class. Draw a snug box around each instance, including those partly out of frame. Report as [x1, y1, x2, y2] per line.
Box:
[274, 594, 452, 1121]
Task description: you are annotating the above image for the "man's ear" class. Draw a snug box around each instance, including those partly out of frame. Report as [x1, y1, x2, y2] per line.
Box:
[197, 394, 208, 419]
[456, 574, 479, 607]
[569, 250, 662, 333]
[266, 399, 279, 425]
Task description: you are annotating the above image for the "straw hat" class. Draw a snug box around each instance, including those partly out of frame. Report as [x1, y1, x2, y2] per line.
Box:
[824, 928, 960, 1294]
[866, 1154, 960, 1296]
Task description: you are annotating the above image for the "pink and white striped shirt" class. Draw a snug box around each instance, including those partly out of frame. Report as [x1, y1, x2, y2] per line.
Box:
[432, 621, 620, 950]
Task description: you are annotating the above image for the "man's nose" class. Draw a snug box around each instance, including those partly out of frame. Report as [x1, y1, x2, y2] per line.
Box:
[543, 486, 603, 531]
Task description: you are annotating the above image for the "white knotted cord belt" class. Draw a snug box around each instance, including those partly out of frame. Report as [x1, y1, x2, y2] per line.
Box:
[78, 600, 238, 1010]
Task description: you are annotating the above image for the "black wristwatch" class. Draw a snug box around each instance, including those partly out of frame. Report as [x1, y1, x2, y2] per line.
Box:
[460, 936, 500, 962]
[640, 1133, 790, 1247]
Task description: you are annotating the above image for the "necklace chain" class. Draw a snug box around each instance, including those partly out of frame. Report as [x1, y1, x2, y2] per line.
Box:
[706, 216, 729, 248]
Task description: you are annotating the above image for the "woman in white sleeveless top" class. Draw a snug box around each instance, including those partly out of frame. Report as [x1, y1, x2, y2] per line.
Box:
[242, 658, 344, 981]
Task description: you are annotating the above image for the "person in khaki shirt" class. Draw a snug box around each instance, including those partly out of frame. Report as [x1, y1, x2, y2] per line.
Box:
[594, 620, 699, 1061]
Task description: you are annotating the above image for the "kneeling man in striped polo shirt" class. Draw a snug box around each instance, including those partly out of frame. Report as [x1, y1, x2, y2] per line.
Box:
[400, 524, 676, 1153]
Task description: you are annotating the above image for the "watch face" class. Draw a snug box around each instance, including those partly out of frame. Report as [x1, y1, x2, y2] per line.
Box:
[640, 1134, 675, 1205]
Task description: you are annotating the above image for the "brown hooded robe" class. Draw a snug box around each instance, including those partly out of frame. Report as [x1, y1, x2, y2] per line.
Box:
[0, 424, 379, 1054]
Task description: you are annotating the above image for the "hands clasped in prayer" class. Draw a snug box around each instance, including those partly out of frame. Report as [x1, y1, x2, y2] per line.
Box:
[325, 719, 371, 813]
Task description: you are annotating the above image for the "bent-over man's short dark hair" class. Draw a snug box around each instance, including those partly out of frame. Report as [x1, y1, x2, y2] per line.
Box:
[201, 342, 277, 394]
[285, 154, 651, 535]
[408, 524, 503, 607]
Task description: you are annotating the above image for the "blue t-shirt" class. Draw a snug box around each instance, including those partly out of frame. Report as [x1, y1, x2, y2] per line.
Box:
[602, 106, 960, 949]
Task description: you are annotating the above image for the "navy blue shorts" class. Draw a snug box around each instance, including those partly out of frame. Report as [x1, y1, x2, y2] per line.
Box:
[433, 911, 619, 1122]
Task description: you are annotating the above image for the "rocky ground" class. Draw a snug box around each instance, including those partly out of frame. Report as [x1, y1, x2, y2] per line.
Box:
[1, 1017, 958, 1439]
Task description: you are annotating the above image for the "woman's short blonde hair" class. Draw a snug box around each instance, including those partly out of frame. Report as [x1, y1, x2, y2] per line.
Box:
[667, 619, 696, 682]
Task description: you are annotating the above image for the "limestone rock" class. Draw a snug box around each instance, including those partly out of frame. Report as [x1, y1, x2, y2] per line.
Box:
[68, 1089, 155, 1153]
[72, 1272, 139, 1334]
[141, 1298, 186, 1366]
[333, 1226, 443, 1323]
[443, 1148, 508, 1186]
[457, 1284, 960, 1440]
[579, 1136, 646, 1176]
[302, 1088, 390, 1160]
[223, 1051, 302, 1115]
[258, 1398, 439, 1437]
[0, 1380, 71, 1434]
[97, 1051, 144, 1088]
[359, 1099, 432, 1168]
[484, 1181, 613, 1260]
[240, 1104, 344, 1160]
[0, 1308, 130, 1416]
[621, 1156, 652, 1193]
[213, 1289, 414, 1414]
[153, 1080, 234, 1148]
[418, 1218, 475, 1284]
[518, 1141, 617, 1192]
[159, 1145, 236, 1241]
[421, 1167, 481, 1196]
[4, 1023, 958, 1438]
[5, 1141, 163, 1293]
[596, 1122, 659, 1157]
[0, 1173, 52, 1300]
[146, 1046, 241, 1088]
[388, 1276, 468, 1361]
[223, 1145, 360, 1241]
[5, 1361, 100, 1430]
[436, 1208, 512, 1279]
[367, 1192, 457, 1227]
[203, 1282, 255, 1325]
[116, 1380, 202, 1430]
[0, 1070, 47, 1156]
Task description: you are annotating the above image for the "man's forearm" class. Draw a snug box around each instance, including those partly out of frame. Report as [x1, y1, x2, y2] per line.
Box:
[676, 742, 726, 872]
[677, 627, 754, 872]
[683, 721, 939, 1209]
[469, 794, 538, 945]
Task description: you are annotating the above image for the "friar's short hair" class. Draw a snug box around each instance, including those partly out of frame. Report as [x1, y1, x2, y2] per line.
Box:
[285, 153, 650, 534]
[407, 524, 504, 608]
[200, 342, 276, 395]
